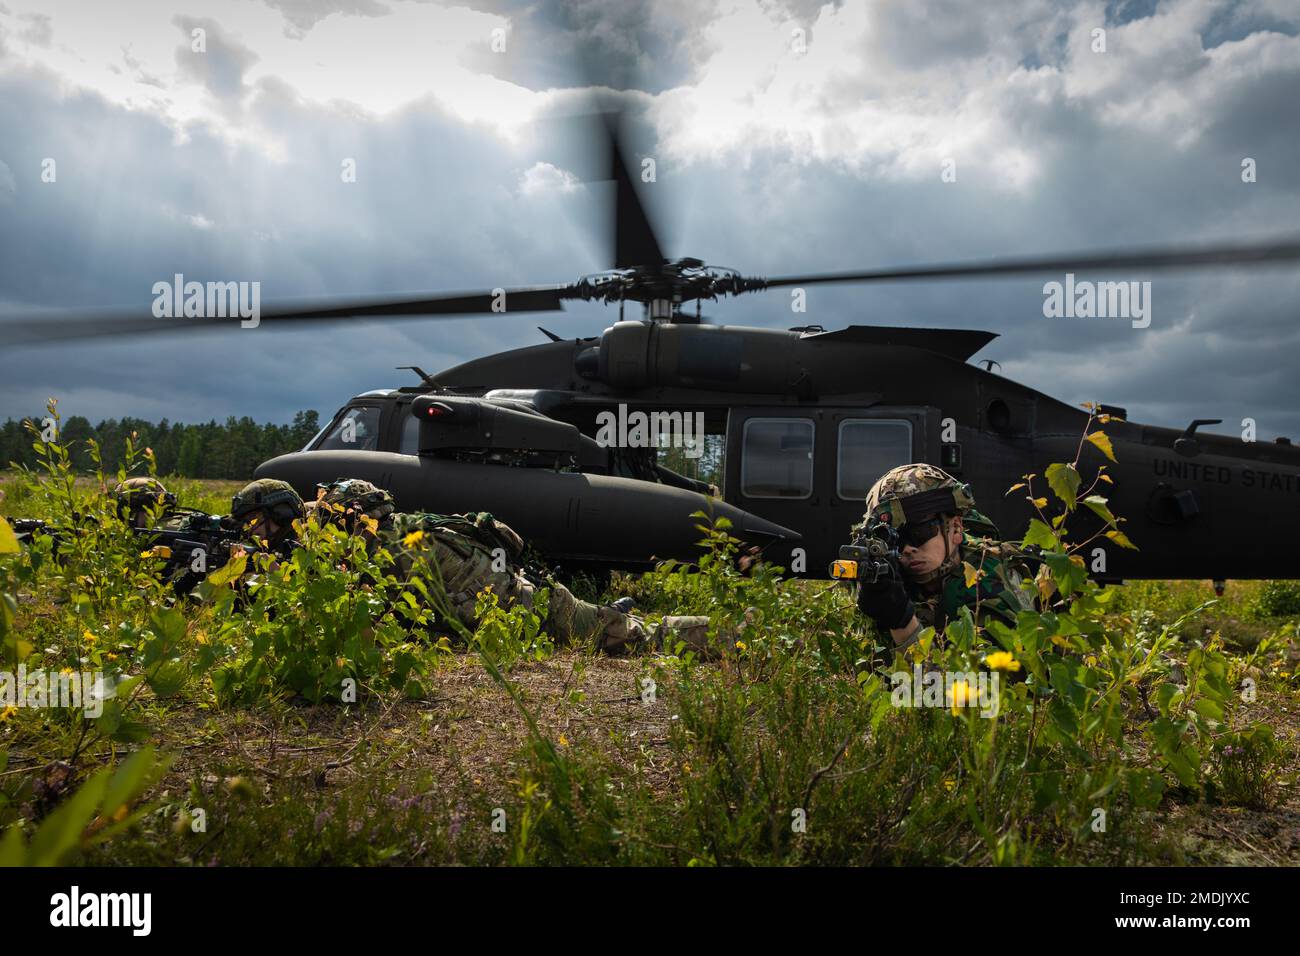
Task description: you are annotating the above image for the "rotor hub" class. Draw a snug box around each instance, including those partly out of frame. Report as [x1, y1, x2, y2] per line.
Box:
[569, 258, 768, 317]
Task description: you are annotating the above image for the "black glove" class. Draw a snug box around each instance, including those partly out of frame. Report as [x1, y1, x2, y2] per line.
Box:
[856, 567, 915, 632]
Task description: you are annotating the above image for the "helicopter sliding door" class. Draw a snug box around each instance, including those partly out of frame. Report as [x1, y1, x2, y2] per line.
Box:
[725, 406, 929, 576]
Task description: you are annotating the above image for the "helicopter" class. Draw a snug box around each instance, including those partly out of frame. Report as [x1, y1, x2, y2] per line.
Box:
[8, 110, 1300, 583]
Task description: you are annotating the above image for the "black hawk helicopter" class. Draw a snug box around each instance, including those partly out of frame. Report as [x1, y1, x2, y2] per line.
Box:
[9, 112, 1300, 583]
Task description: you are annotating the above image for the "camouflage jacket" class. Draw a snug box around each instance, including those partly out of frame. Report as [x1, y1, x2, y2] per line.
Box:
[366, 511, 644, 651]
[370, 511, 524, 603]
[909, 534, 1040, 633]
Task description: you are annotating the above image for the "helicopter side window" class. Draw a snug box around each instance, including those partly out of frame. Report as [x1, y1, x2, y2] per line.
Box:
[741, 418, 814, 499]
[399, 410, 420, 455]
[315, 405, 381, 451]
[837, 419, 912, 501]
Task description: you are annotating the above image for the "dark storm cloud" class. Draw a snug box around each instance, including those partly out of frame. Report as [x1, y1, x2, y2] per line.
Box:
[0, 0, 1298, 446]
[0, 32, 616, 425]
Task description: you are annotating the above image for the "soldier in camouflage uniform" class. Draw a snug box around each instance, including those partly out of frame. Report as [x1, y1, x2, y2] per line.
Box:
[229, 478, 305, 557]
[16, 477, 180, 554]
[119, 478, 242, 596]
[313, 479, 649, 654]
[113, 477, 177, 529]
[854, 464, 1038, 658]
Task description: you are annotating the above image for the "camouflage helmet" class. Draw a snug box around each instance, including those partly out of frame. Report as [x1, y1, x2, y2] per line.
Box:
[231, 479, 304, 526]
[864, 464, 974, 528]
[112, 476, 175, 519]
[317, 478, 395, 522]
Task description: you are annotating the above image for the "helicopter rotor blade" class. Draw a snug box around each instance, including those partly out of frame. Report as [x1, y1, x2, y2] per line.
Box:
[1, 286, 574, 346]
[595, 108, 666, 271]
[754, 235, 1300, 289]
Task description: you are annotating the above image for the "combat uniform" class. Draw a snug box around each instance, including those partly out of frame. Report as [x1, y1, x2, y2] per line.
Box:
[112, 476, 178, 529]
[908, 533, 1039, 633]
[855, 464, 1039, 652]
[230, 478, 305, 555]
[316, 479, 648, 654]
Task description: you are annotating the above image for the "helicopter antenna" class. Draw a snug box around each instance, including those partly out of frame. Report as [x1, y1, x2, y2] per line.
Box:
[396, 365, 436, 385]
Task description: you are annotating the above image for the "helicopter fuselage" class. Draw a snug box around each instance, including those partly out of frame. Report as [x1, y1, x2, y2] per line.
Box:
[422, 321, 1300, 581]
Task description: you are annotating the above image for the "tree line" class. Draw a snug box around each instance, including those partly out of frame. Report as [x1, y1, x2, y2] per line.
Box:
[0, 410, 322, 479]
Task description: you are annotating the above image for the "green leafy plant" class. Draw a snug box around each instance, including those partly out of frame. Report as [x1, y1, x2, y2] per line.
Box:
[1250, 580, 1300, 620]
[209, 520, 440, 704]
[0, 748, 169, 866]
[471, 585, 553, 670]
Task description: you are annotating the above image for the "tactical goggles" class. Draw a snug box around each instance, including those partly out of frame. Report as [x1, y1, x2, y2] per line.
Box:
[898, 516, 944, 549]
[241, 511, 268, 533]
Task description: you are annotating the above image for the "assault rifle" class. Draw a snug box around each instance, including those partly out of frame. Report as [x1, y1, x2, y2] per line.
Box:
[829, 519, 902, 586]
[135, 511, 251, 595]
[12, 517, 56, 547]
[10, 511, 252, 595]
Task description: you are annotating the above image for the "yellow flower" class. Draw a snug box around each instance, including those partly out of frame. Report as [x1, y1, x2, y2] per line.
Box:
[82, 629, 97, 645]
[943, 779, 956, 792]
[106, 653, 118, 662]
[734, 640, 747, 651]
[0, 705, 17, 722]
[948, 679, 976, 714]
[984, 651, 1021, 673]
[558, 734, 569, 747]
[402, 529, 424, 547]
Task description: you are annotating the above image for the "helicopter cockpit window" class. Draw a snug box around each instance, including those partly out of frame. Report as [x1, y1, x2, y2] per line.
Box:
[399, 409, 420, 455]
[315, 405, 381, 452]
[837, 419, 912, 501]
[741, 418, 814, 499]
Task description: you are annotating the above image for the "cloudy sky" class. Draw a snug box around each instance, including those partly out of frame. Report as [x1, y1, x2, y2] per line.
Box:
[1, 0, 1298, 439]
